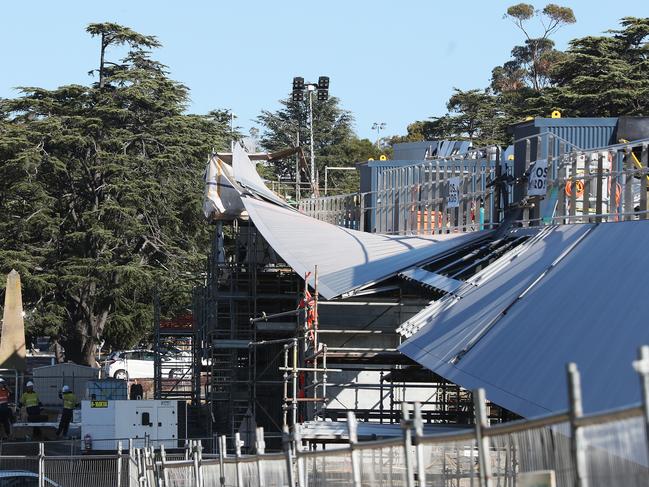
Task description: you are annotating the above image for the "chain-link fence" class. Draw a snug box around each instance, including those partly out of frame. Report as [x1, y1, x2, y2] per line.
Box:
[148, 348, 649, 486]
[3, 347, 649, 486]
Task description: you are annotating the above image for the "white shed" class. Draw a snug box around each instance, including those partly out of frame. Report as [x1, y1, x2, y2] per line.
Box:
[32, 363, 99, 406]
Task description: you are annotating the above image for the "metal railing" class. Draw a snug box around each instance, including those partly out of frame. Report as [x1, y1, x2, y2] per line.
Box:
[373, 151, 499, 235]
[297, 136, 649, 235]
[4, 346, 649, 485]
[298, 193, 363, 230]
[137, 345, 649, 486]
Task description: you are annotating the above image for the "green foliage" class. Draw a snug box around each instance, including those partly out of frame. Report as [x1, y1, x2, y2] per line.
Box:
[395, 89, 513, 147]
[0, 23, 230, 365]
[500, 3, 576, 91]
[257, 96, 380, 195]
[551, 17, 649, 116]
[506, 3, 535, 21]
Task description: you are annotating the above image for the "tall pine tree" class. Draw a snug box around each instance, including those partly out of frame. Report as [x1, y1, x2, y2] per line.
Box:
[0, 23, 230, 365]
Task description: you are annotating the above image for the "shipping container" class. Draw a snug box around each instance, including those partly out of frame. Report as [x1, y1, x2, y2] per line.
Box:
[32, 363, 99, 406]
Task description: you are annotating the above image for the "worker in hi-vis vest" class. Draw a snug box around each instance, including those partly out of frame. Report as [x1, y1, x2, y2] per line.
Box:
[0, 378, 13, 439]
[19, 381, 42, 419]
[19, 381, 43, 439]
[56, 385, 78, 438]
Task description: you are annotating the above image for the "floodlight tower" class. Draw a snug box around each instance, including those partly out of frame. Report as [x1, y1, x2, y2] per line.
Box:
[292, 76, 329, 193]
[372, 122, 386, 149]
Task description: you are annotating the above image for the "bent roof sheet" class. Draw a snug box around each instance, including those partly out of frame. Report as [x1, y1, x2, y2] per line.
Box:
[242, 196, 490, 300]
[232, 143, 291, 208]
[400, 221, 649, 417]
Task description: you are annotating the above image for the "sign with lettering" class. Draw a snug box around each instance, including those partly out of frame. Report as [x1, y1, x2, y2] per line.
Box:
[528, 160, 548, 196]
[447, 177, 460, 208]
[91, 400, 108, 408]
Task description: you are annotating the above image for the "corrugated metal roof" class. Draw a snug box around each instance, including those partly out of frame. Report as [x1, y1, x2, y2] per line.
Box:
[399, 267, 465, 295]
[242, 197, 491, 299]
[232, 143, 290, 208]
[400, 221, 649, 417]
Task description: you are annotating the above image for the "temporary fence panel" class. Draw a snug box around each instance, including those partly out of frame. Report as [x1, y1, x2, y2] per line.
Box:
[419, 435, 479, 487]
[302, 448, 354, 487]
[357, 441, 409, 487]
[164, 462, 195, 487]
[488, 421, 575, 487]
[581, 414, 649, 487]
[43, 455, 124, 487]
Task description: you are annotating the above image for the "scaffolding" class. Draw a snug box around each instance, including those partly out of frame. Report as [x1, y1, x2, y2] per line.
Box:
[192, 219, 302, 449]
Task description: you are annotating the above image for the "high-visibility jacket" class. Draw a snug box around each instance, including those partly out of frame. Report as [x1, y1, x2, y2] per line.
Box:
[62, 392, 77, 410]
[20, 391, 40, 408]
[0, 388, 9, 405]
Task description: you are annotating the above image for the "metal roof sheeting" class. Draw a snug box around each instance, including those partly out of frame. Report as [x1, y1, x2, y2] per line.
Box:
[399, 267, 465, 295]
[232, 143, 290, 208]
[400, 221, 649, 417]
[242, 197, 491, 299]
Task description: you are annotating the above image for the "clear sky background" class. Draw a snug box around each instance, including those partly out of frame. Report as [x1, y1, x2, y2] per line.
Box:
[1, 1, 647, 140]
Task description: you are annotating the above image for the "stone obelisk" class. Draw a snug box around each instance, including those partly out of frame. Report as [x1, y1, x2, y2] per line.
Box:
[0, 270, 27, 371]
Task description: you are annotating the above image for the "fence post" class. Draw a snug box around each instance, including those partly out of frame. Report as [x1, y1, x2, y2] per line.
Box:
[633, 346, 649, 468]
[641, 144, 649, 220]
[294, 426, 306, 487]
[137, 449, 147, 487]
[234, 432, 243, 487]
[197, 440, 204, 487]
[218, 435, 227, 487]
[595, 154, 604, 223]
[145, 447, 154, 487]
[400, 403, 416, 487]
[413, 402, 427, 487]
[191, 440, 201, 487]
[282, 425, 296, 487]
[567, 362, 587, 487]
[117, 441, 122, 487]
[347, 411, 362, 487]
[160, 443, 170, 487]
[256, 426, 266, 487]
[38, 442, 44, 487]
[473, 388, 493, 487]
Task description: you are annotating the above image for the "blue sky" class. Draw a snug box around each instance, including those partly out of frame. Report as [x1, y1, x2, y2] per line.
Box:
[1, 1, 647, 140]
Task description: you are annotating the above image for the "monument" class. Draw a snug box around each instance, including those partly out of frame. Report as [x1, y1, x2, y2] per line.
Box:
[0, 270, 27, 371]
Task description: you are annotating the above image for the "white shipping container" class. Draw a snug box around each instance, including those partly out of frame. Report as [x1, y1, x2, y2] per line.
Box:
[81, 399, 184, 450]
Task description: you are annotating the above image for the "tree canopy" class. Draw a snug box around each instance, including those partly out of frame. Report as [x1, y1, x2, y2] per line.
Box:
[398, 11, 649, 148]
[0, 23, 230, 365]
[256, 96, 381, 195]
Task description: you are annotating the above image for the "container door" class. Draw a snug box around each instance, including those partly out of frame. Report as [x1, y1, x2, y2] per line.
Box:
[156, 405, 178, 448]
[130, 406, 155, 447]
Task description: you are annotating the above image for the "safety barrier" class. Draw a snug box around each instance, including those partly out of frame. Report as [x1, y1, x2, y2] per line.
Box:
[3, 347, 648, 485]
[139, 345, 649, 486]
[297, 136, 649, 235]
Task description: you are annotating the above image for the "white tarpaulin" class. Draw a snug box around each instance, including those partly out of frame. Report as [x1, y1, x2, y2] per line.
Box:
[202, 154, 246, 220]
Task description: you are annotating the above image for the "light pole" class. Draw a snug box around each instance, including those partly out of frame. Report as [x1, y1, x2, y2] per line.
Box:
[307, 84, 316, 187]
[372, 122, 386, 149]
[228, 109, 236, 151]
[292, 76, 329, 195]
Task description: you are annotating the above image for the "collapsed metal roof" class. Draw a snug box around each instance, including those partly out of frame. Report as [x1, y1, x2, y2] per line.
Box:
[242, 196, 490, 299]
[399, 221, 649, 417]
[202, 142, 495, 299]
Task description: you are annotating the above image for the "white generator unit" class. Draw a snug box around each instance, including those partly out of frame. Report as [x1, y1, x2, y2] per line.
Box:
[81, 399, 186, 450]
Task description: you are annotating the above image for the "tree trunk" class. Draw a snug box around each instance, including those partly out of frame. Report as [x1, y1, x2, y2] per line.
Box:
[53, 339, 65, 363]
[99, 34, 106, 89]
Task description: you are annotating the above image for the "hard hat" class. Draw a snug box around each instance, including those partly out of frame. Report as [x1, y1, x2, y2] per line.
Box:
[0, 378, 5, 384]
[62, 385, 70, 393]
[26, 381, 34, 388]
